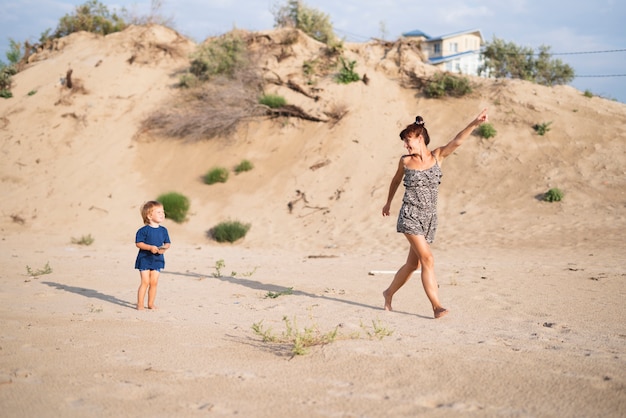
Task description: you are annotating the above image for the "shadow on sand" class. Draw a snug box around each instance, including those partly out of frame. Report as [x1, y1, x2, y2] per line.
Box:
[162, 270, 427, 318]
[41, 281, 136, 309]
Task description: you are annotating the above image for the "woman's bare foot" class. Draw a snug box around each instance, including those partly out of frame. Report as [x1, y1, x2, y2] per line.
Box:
[136, 305, 144, 310]
[434, 307, 449, 319]
[148, 305, 158, 310]
[383, 290, 393, 311]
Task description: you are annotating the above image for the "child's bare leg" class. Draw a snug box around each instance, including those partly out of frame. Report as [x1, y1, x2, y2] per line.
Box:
[147, 270, 159, 309]
[137, 270, 150, 310]
[383, 248, 419, 311]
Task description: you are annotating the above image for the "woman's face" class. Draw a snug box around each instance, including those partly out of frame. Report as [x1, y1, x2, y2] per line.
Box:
[402, 134, 421, 154]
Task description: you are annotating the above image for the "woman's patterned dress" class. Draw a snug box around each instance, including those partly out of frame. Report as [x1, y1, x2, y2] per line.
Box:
[396, 160, 442, 243]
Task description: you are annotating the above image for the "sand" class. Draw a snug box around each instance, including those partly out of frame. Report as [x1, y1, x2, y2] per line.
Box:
[1, 25, 625, 417]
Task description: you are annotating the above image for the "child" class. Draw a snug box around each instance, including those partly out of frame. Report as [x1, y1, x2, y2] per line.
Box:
[135, 201, 171, 310]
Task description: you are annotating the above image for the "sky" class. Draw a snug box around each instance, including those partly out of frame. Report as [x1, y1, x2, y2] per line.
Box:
[1, 0, 625, 103]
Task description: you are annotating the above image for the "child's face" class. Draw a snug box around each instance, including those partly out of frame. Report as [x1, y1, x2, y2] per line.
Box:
[149, 207, 165, 223]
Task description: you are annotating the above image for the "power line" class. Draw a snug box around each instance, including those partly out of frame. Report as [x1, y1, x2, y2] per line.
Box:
[575, 74, 626, 78]
[551, 48, 626, 55]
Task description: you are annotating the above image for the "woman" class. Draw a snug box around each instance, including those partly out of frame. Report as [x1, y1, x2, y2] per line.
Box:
[382, 109, 488, 318]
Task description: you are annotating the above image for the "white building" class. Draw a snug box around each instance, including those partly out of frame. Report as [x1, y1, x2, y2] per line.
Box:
[402, 28, 485, 76]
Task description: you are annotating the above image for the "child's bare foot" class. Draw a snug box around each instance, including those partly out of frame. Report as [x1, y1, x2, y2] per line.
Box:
[136, 305, 144, 310]
[434, 307, 449, 319]
[383, 290, 393, 311]
[148, 305, 158, 310]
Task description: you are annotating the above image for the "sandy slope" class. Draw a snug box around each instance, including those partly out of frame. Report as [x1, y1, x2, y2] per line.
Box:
[1, 25, 625, 417]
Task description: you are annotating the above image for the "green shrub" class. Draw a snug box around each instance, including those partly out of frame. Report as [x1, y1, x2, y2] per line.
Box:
[335, 57, 360, 84]
[189, 31, 249, 81]
[424, 72, 472, 98]
[583, 90, 593, 98]
[259, 94, 286, 109]
[0, 65, 17, 91]
[54, 0, 126, 38]
[157, 192, 190, 223]
[0, 90, 12, 99]
[272, 0, 337, 45]
[177, 72, 200, 88]
[543, 188, 564, 202]
[533, 121, 552, 136]
[204, 167, 229, 184]
[211, 220, 251, 243]
[234, 159, 253, 174]
[477, 123, 497, 139]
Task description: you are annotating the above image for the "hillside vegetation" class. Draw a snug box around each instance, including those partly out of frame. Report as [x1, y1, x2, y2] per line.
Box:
[1, 24, 625, 253]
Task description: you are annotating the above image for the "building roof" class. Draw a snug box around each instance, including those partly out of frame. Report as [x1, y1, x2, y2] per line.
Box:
[401, 29, 430, 39]
[427, 50, 481, 65]
[425, 28, 484, 43]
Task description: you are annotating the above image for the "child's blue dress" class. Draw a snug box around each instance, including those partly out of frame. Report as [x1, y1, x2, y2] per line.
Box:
[135, 225, 171, 271]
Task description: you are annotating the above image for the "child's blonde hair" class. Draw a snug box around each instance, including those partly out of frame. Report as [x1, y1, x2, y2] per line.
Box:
[140, 201, 163, 225]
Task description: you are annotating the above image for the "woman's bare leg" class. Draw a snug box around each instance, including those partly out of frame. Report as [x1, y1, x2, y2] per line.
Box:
[405, 234, 449, 318]
[383, 247, 420, 311]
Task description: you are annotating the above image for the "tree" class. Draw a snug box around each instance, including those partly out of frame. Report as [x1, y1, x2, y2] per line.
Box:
[54, 0, 126, 38]
[5, 39, 22, 65]
[272, 0, 336, 45]
[480, 36, 574, 86]
[533, 45, 575, 86]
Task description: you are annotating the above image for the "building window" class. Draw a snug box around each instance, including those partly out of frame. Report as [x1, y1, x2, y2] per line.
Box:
[450, 42, 458, 53]
[433, 43, 441, 54]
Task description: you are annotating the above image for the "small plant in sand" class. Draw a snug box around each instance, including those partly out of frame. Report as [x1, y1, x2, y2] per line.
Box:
[533, 121, 552, 136]
[71, 234, 94, 246]
[234, 159, 254, 174]
[28, 90, 37, 96]
[259, 94, 286, 109]
[335, 57, 360, 84]
[583, 89, 593, 98]
[543, 187, 564, 202]
[360, 319, 394, 340]
[232, 266, 259, 277]
[302, 59, 316, 79]
[26, 262, 52, 277]
[88, 304, 103, 313]
[252, 316, 339, 355]
[477, 122, 497, 139]
[157, 192, 190, 223]
[204, 167, 229, 184]
[252, 316, 395, 355]
[211, 220, 251, 243]
[265, 287, 293, 299]
[213, 259, 225, 277]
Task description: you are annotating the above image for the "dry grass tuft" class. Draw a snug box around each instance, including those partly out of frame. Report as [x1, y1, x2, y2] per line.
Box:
[143, 70, 266, 141]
